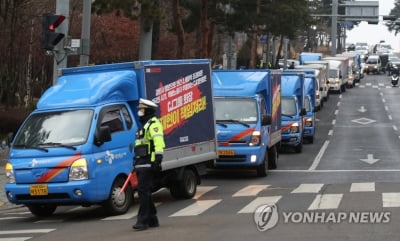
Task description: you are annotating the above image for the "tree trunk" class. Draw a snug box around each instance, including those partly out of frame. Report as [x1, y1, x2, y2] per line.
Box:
[249, 0, 261, 69]
[200, 0, 209, 58]
[172, 0, 185, 59]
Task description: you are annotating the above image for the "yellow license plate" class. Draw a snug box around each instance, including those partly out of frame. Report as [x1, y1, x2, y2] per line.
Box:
[218, 150, 235, 156]
[30, 184, 48, 196]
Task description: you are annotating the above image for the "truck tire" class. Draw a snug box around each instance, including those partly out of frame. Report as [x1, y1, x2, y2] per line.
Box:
[103, 176, 133, 215]
[294, 141, 303, 153]
[256, 154, 268, 177]
[170, 168, 197, 199]
[27, 204, 57, 217]
[268, 146, 278, 170]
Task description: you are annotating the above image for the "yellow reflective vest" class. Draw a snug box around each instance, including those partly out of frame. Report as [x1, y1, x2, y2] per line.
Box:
[135, 116, 165, 162]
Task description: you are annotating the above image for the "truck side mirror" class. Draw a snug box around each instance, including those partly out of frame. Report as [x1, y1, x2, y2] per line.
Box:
[94, 126, 112, 146]
[300, 108, 307, 116]
[262, 114, 272, 125]
[7, 132, 14, 146]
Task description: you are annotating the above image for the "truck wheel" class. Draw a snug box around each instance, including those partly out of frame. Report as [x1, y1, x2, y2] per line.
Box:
[103, 176, 133, 215]
[256, 154, 268, 177]
[268, 146, 278, 170]
[27, 204, 57, 217]
[170, 168, 197, 199]
[294, 141, 303, 153]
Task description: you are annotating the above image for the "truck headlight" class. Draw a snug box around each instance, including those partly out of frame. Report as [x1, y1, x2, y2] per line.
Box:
[5, 162, 15, 183]
[69, 158, 88, 181]
[249, 130, 261, 146]
[290, 122, 300, 133]
[304, 118, 313, 127]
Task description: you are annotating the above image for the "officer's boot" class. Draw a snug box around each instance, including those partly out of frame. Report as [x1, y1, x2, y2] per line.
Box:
[149, 216, 159, 227]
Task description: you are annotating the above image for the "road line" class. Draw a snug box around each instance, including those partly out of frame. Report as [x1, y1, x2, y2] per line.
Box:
[0, 229, 55, 235]
[334, 110, 339, 115]
[308, 194, 343, 210]
[237, 196, 281, 214]
[170, 200, 221, 216]
[0, 237, 31, 241]
[332, 120, 336, 125]
[291, 184, 324, 193]
[328, 130, 333, 136]
[308, 140, 329, 171]
[382, 193, 400, 207]
[382, 98, 386, 103]
[385, 106, 389, 111]
[337, 102, 341, 107]
[232, 185, 269, 197]
[388, 115, 392, 120]
[350, 182, 375, 192]
[194, 186, 217, 199]
[393, 125, 398, 131]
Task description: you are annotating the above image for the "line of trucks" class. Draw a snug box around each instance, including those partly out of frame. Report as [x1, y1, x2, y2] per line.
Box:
[3, 53, 361, 217]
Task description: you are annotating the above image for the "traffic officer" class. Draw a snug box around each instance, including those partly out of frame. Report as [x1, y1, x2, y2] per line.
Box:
[133, 98, 165, 231]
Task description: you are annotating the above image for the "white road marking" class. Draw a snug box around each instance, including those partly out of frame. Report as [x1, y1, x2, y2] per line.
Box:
[0, 229, 55, 235]
[308, 194, 343, 210]
[332, 119, 336, 125]
[233, 185, 269, 197]
[0, 238, 31, 241]
[334, 110, 339, 115]
[388, 115, 392, 120]
[194, 186, 217, 199]
[328, 130, 333, 136]
[382, 193, 400, 207]
[350, 182, 375, 192]
[393, 125, 398, 131]
[309, 140, 330, 170]
[237, 196, 282, 214]
[170, 200, 221, 217]
[291, 184, 324, 193]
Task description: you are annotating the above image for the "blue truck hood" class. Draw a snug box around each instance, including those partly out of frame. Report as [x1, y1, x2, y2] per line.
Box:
[216, 124, 256, 145]
[9, 151, 83, 184]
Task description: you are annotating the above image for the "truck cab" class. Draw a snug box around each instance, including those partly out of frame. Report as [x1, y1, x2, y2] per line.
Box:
[280, 72, 306, 153]
[211, 70, 281, 177]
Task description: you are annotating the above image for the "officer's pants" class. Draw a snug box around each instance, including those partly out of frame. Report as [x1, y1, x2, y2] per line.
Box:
[136, 166, 157, 225]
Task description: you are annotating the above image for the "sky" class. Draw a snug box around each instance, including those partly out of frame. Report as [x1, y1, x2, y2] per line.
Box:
[346, 0, 398, 51]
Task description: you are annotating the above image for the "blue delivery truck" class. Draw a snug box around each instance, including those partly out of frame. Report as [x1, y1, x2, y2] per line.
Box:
[280, 71, 306, 153]
[303, 74, 317, 143]
[211, 70, 281, 177]
[4, 59, 218, 217]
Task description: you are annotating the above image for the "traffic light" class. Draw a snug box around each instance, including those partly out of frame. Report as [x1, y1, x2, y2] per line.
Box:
[41, 13, 66, 50]
[383, 15, 397, 21]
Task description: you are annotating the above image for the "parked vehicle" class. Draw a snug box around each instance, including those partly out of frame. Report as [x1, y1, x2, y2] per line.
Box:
[4, 59, 218, 217]
[303, 74, 317, 143]
[302, 60, 330, 102]
[299, 52, 323, 65]
[364, 55, 382, 74]
[211, 70, 282, 177]
[323, 56, 350, 94]
[280, 71, 306, 153]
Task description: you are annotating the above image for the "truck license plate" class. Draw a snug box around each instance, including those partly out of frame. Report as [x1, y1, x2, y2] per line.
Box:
[218, 150, 235, 156]
[30, 184, 48, 196]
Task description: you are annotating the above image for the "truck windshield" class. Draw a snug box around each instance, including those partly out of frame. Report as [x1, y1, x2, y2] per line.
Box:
[329, 69, 338, 78]
[214, 98, 258, 123]
[281, 97, 297, 116]
[13, 109, 93, 148]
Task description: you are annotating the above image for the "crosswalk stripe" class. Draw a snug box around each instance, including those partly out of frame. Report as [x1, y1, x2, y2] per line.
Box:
[233, 185, 269, 197]
[169, 200, 221, 217]
[291, 184, 323, 193]
[194, 186, 217, 199]
[0, 229, 55, 235]
[0, 217, 24, 221]
[350, 182, 375, 192]
[102, 206, 139, 221]
[308, 194, 343, 210]
[382, 193, 400, 207]
[0, 237, 31, 241]
[238, 196, 281, 214]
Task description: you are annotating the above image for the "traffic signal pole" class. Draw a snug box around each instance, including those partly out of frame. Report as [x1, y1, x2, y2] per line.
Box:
[53, 0, 69, 85]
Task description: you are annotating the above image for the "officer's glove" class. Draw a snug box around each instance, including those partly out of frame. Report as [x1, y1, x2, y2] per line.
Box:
[153, 154, 163, 173]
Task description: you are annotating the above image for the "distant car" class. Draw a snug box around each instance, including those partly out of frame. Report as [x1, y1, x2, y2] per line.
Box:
[364, 55, 382, 74]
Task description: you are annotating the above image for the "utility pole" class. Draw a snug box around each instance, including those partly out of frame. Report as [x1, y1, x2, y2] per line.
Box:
[331, 0, 338, 56]
[53, 0, 69, 84]
[80, 0, 91, 66]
